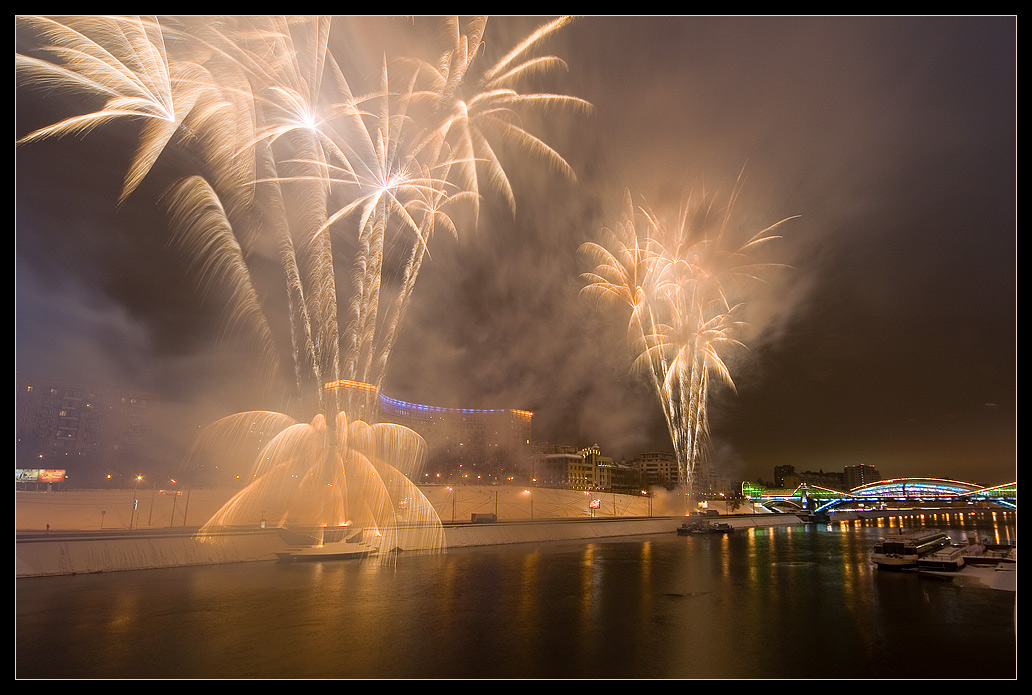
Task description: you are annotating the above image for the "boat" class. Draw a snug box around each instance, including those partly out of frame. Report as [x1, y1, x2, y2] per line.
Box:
[872, 530, 950, 570]
[961, 539, 1017, 566]
[918, 542, 1016, 590]
[917, 544, 966, 571]
[276, 527, 380, 562]
[276, 539, 379, 562]
[677, 519, 734, 535]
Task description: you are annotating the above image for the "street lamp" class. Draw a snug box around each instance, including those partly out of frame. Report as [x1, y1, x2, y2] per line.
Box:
[169, 479, 180, 527]
[130, 475, 142, 529]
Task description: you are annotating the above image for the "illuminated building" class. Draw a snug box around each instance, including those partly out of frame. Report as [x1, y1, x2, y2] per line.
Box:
[324, 380, 533, 483]
[535, 444, 629, 492]
[536, 446, 584, 489]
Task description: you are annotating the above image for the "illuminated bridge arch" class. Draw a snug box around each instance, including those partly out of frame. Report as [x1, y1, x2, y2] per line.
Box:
[851, 477, 984, 498]
[744, 477, 1016, 513]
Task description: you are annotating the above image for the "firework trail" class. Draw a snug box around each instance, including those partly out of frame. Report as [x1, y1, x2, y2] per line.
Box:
[582, 186, 793, 506]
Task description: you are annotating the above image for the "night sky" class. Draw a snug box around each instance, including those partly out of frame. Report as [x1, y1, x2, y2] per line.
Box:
[15, 16, 1016, 486]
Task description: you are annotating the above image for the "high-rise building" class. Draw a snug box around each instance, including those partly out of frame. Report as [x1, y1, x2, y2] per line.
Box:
[773, 464, 796, 487]
[844, 463, 881, 490]
[16, 376, 159, 486]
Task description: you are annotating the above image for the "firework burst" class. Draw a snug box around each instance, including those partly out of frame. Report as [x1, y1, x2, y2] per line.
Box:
[399, 16, 593, 221]
[17, 15, 588, 543]
[582, 185, 794, 506]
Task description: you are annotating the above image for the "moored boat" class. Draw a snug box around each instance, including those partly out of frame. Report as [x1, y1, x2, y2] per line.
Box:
[961, 540, 1016, 566]
[917, 544, 966, 571]
[276, 539, 379, 562]
[276, 527, 381, 562]
[872, 530, 950, 570]
[677, 520, 734, 535]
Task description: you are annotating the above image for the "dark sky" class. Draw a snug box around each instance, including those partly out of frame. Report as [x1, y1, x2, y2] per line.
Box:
[15, 16, 1016, 486]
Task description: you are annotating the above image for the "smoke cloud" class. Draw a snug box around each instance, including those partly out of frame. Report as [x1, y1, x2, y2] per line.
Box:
[16, 16, 1015, 485]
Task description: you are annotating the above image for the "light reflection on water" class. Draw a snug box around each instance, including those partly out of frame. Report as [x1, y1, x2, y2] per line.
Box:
[16, 512, 1015, 679]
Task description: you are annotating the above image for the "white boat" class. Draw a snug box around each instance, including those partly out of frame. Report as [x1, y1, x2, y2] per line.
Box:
[276, 539, 378, 562]
[917, 544, 966, 571]
[276, 527, 380, 562]
[961, 540, 1017, 566]
[872, 530, 951, 570]
[919, 543, 1016, 591]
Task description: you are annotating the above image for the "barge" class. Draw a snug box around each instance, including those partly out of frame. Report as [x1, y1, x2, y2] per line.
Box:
[677, 519, 734, 535]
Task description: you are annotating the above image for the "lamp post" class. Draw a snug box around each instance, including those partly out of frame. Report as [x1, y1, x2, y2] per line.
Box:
[182, 487, 192, 527]
[130, 475, 142, 529]
[169, 479, 179, 527]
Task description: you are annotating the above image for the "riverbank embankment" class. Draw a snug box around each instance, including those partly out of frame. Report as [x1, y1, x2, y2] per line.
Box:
[16, 487, 804, 577]
[16, 516, 805, 578]
[15, 485, 766, 532]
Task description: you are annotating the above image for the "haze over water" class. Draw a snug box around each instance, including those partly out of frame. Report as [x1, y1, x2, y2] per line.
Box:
[16, 513, 1016, 679]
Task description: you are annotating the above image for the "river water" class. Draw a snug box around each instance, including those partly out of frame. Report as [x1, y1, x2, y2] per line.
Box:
[16, 511, 1016, 679]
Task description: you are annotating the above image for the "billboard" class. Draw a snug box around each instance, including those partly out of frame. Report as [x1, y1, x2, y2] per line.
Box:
[16, 469, 67, 483]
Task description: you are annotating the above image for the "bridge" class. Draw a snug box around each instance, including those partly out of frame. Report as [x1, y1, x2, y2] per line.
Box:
[742, 477, 1016, 515]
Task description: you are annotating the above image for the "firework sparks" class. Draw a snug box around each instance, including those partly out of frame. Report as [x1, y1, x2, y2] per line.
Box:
[17, 15, 589, 546]
[582, 185, 794, 506]
[400, 16, 593, 220]
[15, 15, 235, 203]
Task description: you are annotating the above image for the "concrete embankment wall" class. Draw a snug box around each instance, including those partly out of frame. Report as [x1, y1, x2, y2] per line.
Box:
[444, 513, 801, 549]
[446, 518, 682, 548]
[15, 514, 805, 578]
[15, 487, 801, 578]
[15, 529, 293, 578]
[15, 485, 770, 532]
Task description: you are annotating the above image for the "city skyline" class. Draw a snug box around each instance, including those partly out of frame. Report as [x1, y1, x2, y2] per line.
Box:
[16, 16, 1015, 486]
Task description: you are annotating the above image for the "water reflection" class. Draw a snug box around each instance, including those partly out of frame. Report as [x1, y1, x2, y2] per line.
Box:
[17, 512, 1015, 678]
